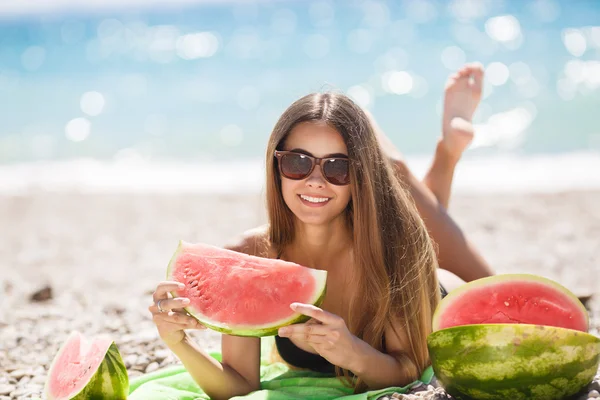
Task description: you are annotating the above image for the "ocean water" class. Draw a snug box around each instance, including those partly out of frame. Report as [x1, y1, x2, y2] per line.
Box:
[2, 151, 599, 195]
[0, 0, 599, 193]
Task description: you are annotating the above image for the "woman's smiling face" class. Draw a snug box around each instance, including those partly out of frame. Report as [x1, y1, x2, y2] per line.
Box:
[279, 121, 352, 226]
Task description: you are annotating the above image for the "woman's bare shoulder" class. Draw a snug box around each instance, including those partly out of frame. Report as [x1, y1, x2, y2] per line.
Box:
[224, 224, 276, 259]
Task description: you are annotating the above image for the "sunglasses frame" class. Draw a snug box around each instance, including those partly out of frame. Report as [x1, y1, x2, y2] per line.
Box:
[274, 150, 351, 186]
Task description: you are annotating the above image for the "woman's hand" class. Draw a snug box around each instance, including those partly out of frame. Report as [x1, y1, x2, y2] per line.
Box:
[149, 281, 205, 347]
[277, 303, 362, 372]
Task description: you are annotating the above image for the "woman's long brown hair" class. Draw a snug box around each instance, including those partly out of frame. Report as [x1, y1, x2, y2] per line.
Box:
[265, 93, 441, 392]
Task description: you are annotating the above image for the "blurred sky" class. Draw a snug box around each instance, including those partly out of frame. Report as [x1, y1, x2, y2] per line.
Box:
[0, 0, 599, 164]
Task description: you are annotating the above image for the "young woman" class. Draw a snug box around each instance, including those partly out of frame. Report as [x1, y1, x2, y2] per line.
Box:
[149, 64, 494, 400]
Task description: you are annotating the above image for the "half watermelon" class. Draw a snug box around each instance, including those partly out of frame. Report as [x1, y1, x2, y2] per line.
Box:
[166, 241, 328, 337]
[44, 331, 129, 400]
[427, 273, 599, 400]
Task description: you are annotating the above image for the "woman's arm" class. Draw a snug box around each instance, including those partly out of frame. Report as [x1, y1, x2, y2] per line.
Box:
[349, 316, 433, 390]
[167, 334, 260, 400]
[349, 337, 419, 389]
[392, 159, 494, 282]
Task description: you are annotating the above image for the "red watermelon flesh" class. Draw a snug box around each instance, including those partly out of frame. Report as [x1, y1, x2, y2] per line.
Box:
[166, 241, 328, 336]
[432, 274, 588, 332]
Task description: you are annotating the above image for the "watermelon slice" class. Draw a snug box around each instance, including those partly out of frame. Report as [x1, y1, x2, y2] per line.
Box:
[166, 241, 328, 337]
[432, 273, 589, 332]
[45, 331, 129, 400]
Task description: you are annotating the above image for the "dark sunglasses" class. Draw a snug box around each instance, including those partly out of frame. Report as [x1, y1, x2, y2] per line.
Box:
[274, 150, 350, 186]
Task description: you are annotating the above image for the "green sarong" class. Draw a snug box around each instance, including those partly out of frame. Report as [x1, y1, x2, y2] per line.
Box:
[128, 338, 434, 400]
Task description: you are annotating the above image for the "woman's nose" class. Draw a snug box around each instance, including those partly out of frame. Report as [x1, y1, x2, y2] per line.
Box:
[305, 165, 326, 188]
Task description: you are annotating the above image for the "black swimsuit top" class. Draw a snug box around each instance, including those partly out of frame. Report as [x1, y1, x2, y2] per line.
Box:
[274, 335, 337, 374]
[274, 283, 449, 373]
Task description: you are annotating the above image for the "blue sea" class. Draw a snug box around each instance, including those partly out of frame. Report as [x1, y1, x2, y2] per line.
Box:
[0, 0, 599, 193]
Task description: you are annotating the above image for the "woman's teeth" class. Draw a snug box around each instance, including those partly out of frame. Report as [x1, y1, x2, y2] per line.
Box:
[300, 195, 330, 203]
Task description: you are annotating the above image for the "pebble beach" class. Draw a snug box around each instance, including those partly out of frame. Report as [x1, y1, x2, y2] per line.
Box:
[2, 189, 599, 399]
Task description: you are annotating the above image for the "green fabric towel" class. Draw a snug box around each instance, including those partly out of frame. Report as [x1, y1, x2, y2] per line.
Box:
[128, 338, 434, 400]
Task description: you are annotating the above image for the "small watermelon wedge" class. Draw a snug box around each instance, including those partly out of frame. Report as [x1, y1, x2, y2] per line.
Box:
[431, 273, 589, 332]
[45, 331, 129, 400]
[166, 241, 328, 337]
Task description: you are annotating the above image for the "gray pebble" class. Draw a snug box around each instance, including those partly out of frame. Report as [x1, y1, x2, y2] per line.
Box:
[123, 354, 137, 368]
[154, 348, 171, 361]
[135, 354, 150, 367]
[17, 376, 30, 386]
[145, 362, 160, 374]
[589, 389, 600, 398]
[0, 385, 15, 396]
[31, 375, 46, 385]
[9, 387, 36, 397]
[4, 365, 25, 374]
[32, 366, 45, 375]
[128, 370, 145, 379]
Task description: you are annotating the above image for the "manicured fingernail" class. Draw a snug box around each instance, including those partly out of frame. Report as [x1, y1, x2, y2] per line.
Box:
[178, 283, 185, 289]
[181, 298, 190, 305]
[290, 303, 298, 310]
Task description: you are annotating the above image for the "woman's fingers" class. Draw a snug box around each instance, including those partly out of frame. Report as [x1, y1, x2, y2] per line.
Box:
[149, 281, 206, 346]
[153, 311, 202, 328]
[149, 297, 190, 314]
[152, 281, 185, 303]
[287, 331, 327, 345]
[278, 322, 329, 339]
[290, 303, 342, 325]
[150, 280, 187, 315]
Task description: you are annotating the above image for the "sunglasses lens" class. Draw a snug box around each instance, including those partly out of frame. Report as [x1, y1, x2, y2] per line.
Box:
[323, 158, 350, 185]
[280, 153, 313, 179]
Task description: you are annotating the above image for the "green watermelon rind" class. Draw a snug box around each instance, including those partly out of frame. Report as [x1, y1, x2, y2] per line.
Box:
[427, 323, 600, 400]
[187, 287, 326, 337]
[166, 240, 328, 337]
[45, 331, 129, 400]
[431, 273, 589, 332]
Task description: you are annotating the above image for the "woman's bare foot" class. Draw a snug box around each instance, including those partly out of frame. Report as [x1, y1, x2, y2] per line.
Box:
[442, 63, 484, 160]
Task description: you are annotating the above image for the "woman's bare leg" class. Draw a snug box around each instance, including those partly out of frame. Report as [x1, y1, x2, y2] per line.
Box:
[368, 63, 494, 283]
[392, 159, 495, 283]
[424, 63, 484, 209]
